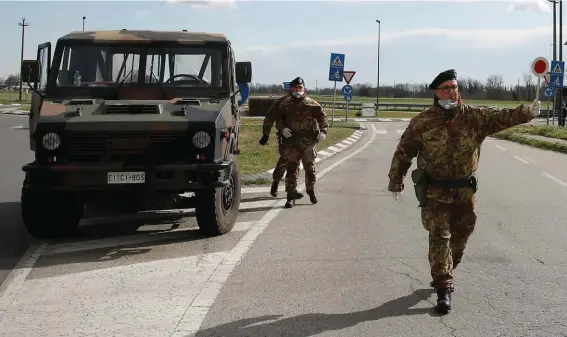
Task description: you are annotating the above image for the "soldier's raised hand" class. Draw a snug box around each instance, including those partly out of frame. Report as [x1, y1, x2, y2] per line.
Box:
[529, 99, 541, 117]
[282, 128, 292, 138]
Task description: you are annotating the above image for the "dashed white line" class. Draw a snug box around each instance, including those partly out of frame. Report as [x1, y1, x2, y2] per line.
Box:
[495, 145, 507, 151]
[513, 156, 530, 164]
[375, 129, 387, 134]
[542, 172, 567, 186]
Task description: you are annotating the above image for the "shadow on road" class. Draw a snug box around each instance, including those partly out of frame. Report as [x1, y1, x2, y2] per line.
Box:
[0, 201, 32, 275]
[194, 288, 438, 337]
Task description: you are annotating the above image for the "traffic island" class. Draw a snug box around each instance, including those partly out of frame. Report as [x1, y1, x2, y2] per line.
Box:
[492, 125, 567, 153]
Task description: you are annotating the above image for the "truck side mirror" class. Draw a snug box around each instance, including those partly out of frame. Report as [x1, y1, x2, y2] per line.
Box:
[21, 60, 40, 84]
[235, 62, 252, 83]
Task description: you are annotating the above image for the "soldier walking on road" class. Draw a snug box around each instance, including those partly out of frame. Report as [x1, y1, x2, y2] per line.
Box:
[273, 77, 329, 209]
[259, 86, 304, 200]
[387, 69, 541, 314]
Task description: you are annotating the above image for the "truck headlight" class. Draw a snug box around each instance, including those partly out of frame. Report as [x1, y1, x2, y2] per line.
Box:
[42, 132, 62, 150]
[192, 131, 211, 148]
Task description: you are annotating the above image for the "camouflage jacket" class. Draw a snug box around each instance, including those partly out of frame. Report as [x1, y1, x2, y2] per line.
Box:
[387, 103, 535, 203]
[262, 94, 290, 137]
[274, 96, 329, 141]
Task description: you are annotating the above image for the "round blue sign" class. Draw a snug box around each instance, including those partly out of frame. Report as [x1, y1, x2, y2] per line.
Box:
[341, 85, 352, 95]
[544, 87, 553, 98]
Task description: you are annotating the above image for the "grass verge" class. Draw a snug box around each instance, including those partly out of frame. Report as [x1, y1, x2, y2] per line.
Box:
[492, 125, 567, 154]
[238, 119, 359, 175]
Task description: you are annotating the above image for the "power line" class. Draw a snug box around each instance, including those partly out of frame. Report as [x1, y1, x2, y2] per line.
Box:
[18, 17, 29, 102]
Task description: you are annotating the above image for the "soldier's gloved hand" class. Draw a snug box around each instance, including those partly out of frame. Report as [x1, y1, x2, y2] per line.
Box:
[259, 135, 269, 146]
[529, 99, 541, 117]
[282, 128, 292, 138]
[317, 132, 326, 142]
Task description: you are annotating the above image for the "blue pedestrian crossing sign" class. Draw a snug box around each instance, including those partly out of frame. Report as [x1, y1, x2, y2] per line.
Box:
[341, 85, 352, 96]
[544, 87, 554, 98]
[328, 53, 345, 82]
[550, 60, 565, 89]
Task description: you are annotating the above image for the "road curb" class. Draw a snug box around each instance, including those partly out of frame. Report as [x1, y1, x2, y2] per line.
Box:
[242, 123, 367, 184]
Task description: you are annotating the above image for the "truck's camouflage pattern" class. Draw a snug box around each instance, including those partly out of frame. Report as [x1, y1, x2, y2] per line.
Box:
[20, 29, 252, 240]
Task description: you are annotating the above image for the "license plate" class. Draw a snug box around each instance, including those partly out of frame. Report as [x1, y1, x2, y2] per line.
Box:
[107, 172, 146, 184]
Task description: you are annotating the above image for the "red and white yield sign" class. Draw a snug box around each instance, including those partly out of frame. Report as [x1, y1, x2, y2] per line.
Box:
[531, 57, 549, 77]
[343, 71, 356, 84]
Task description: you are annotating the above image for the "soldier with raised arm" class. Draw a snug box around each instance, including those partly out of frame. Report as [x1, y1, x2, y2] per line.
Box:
[387, 69, 540, 314]
[274, 77, 329, 208]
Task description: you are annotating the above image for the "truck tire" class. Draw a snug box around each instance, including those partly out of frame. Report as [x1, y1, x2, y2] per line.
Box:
[20, 174, 84, 239]
[195, 160, 241, 236]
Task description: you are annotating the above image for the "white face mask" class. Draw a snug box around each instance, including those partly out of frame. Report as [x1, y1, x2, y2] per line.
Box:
[438, 99, 459, 110]
[292, 91, 304, 98]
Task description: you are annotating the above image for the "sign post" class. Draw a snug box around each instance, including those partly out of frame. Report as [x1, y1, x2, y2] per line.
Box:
[531, 56, 549, 103]
[550, 60, 565, 126]
[544, 87, 554, 125]
[342, 84, 353, 122]
[328, 53, 345, 127]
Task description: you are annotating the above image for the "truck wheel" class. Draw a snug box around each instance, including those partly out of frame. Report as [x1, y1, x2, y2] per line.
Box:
[20, 174, 84, 240]
[195, 160, 241, 236]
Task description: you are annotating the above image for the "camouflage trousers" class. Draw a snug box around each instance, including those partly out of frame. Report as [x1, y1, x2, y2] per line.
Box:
[272, 155, 301, 183]
[421, 197, 477, 289]
[279, 143, 317, 193]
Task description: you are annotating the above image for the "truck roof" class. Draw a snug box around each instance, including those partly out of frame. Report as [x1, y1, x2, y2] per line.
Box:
[58, 29, 229, 44]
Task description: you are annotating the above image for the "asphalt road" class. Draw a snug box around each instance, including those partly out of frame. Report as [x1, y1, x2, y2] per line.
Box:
[0, 114, 33, 286]
[1, 120, 567, 336]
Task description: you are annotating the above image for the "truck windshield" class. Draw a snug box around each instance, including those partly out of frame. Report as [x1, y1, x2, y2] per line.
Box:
[52, 44, 225, 88]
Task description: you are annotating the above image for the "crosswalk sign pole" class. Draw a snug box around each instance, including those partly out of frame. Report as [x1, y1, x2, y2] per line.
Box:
[331, 80, 336, 128]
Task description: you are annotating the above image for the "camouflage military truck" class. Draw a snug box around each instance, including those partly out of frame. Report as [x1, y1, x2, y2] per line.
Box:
[19, 29, 252, 239]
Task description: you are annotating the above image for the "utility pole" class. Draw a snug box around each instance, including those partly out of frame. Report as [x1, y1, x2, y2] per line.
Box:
[82, 16, 86, 31]
[375, 19, 381, 109]
[560, 0, 563, 61]
[18, 17, 29, 102]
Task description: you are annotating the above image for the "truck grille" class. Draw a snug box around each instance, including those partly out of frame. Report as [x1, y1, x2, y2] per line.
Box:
[66, 131, 187, 163]
[105, 105, 159, 114]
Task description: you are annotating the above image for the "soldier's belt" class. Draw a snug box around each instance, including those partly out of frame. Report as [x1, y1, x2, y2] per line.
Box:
[428, 176, 476, 188]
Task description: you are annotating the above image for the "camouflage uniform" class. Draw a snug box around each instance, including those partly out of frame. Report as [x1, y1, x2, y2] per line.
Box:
[260, 94, 306, 199]
[274, 95, 328, 206]
[388, 103, 537, 292]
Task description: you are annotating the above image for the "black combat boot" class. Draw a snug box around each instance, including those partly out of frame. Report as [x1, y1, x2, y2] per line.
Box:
[271, 181, 303, 199]
[436, 287, 452, 314]
[284, 192, 295, 208]
[270, 181, 279, 197]
[306, 190, 318, 204]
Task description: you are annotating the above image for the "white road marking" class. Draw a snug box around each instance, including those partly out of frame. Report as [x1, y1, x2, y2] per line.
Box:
[375, 129, 387, 134]
[523, 156, 537, 164]
[354, 118, 367, 122]
[341, 140, 354, 145]
[378, 118, 392, 122]
[315, 157, 322, 163]
[44, 221, 256, 256]
[346, 137, 357, 142]
[317, 150, 333, 158]
[336, 143, 348, 149]
[172, 124, 378, 336]
[513, 156, 530, 164]
[327, 146, 341, 152]
[495, 145, 507, 151]
[542, 172, 567, 186]
[396, 129, 404, 134]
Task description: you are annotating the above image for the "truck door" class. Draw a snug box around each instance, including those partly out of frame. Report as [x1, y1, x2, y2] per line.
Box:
[29, 42, 51, 151]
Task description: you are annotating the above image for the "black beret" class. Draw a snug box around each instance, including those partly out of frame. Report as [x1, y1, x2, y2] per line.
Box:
[290, 77, 304, 86]
[428, 69, 457, 90]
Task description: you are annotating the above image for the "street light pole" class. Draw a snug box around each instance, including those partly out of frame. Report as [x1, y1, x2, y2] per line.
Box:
[18, 17, 29, 102]
[376, 19, 381, 108]
[82, 16, 86, 31]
